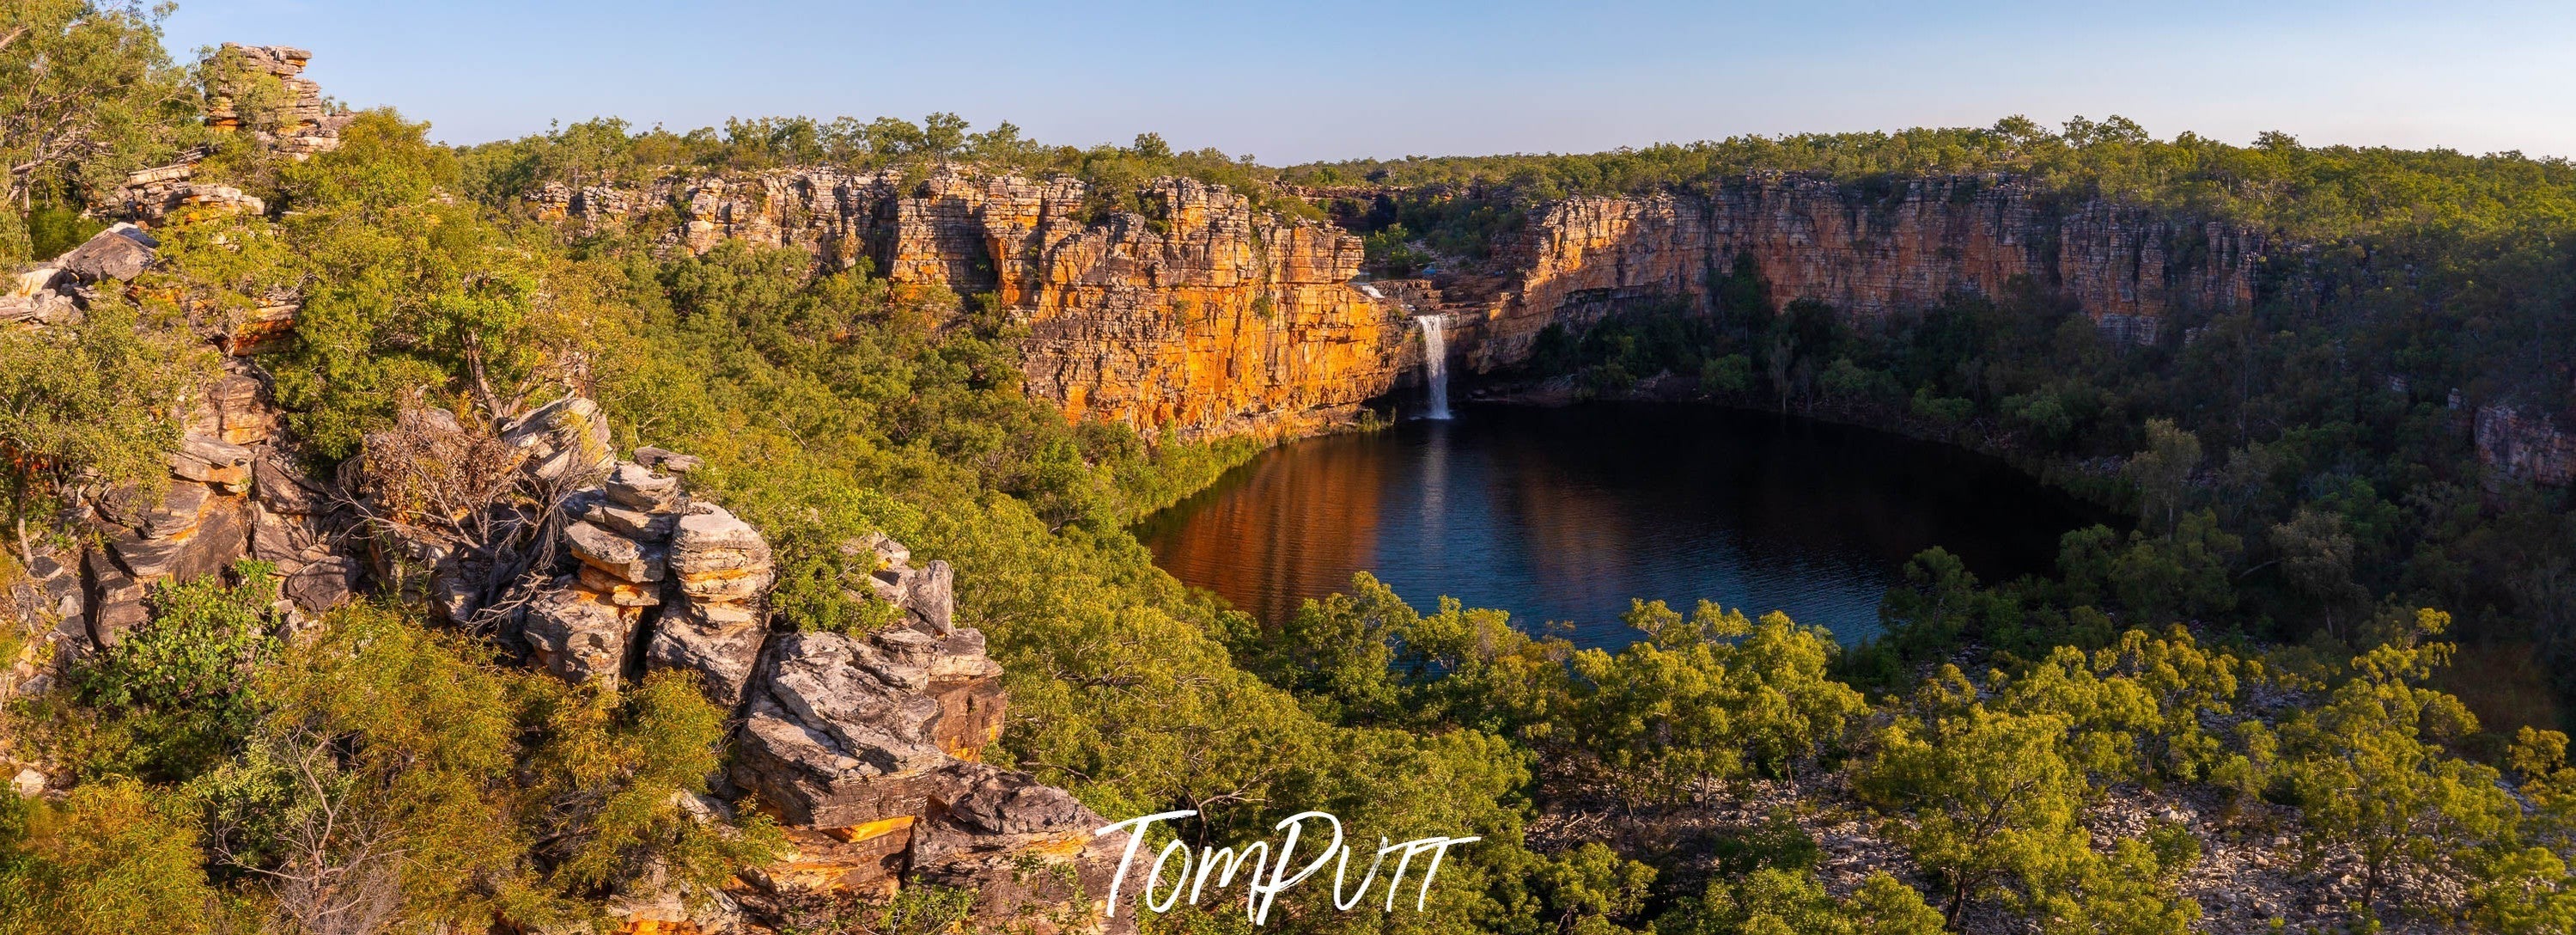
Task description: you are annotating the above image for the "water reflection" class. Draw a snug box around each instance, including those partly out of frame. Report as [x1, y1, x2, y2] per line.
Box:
[1136, 402, 2105, 650]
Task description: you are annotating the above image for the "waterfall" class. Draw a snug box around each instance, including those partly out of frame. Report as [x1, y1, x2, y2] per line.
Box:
[1417, 315, 1452, 419]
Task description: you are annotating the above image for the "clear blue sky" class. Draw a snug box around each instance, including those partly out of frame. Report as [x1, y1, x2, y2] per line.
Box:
[161, 1, 2576, 163]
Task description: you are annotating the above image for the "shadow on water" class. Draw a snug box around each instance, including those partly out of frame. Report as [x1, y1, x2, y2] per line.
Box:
[1135, 401, 2110, 650]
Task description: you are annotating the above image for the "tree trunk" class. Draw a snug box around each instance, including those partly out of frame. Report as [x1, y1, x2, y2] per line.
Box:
[10, 474, 30, 566]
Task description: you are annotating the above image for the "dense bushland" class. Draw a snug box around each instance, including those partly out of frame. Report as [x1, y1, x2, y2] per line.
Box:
[4, 4, 2576, 933]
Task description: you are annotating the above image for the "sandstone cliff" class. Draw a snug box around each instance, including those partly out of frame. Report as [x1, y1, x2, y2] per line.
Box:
[1417, 175, 2267, 373]
[574, 168, 2275, 443]
[541, 168, 1406, 440]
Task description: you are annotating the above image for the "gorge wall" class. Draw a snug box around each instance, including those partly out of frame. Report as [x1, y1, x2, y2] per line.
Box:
[571, 168, 2269, 443]
[540, 169, 1406, 441]
[1418, 175, 2267, 373]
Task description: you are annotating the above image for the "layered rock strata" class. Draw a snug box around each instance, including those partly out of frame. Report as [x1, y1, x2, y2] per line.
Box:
[204, 44, 350, 159]
[573, 168, 2269, 440]
[109, 43, 344, 223]
[540, 168, 1405, 440]
[731, 538, 1128, 932]
[3, 225, 357, 691]
[518, 453, 777, 707]
[1428, 176, 2267, 372]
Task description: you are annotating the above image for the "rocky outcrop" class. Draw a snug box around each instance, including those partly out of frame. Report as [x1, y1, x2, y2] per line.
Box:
[2476, 403, 2575, 487]
[730, 538, 1128, 933]
[108, 43, 345, 223]
[542, 168, 1406, 440]
[347, 405, 1126, 930]
[3, 223, 159, 327]
[1, 225, 354, 687]
[347, 403, 1122, 929]
[107, 162, 268, 223]
[380, 406, 776, 704]
[204, 44, 350, 159]
[1431, 176, 2265, 372]
[503, 475, 1122, 930]
[78, 364, 355, 649]
[520, 455, 777, 705]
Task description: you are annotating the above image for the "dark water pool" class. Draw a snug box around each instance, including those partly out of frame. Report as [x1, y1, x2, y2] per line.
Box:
[1135, 402, 2107, 650]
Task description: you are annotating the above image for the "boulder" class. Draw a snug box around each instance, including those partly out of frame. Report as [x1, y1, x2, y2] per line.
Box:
[278, 554, 358, 610]
[606, 461, 680, 511]
[670, 506, 774, 601]
[845, 533, 953, 635]
[521, 580, 636, 686]
[82, 553, 149, 647]
[565, 520, 661, 584]
[587, 502, 676, 540]
[0, 289, 77, 326]
[644, 597, 767, 709]
[634, 446, 703, 474]
[171, 433, 255, 487]
[55, 223, 157, 283]
[498, 396, 612, 485]
[909, 762, 1144, 934]
[107, 487, 249, 582]
[252, 454, 332, 515]
[730, 631, 959, 828]
[130, 480, 213, 539]
[576, 564, 662, 608]
[186, 372, 277, 446]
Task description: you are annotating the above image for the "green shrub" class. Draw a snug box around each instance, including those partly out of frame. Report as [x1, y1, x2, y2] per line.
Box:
[72, 561, 280, 782]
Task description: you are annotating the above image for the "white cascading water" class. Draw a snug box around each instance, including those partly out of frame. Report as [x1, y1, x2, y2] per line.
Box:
[1417, 315, 1452, 419]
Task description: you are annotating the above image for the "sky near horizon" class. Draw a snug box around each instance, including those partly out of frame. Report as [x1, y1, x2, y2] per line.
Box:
[161, 1, 2576, 163]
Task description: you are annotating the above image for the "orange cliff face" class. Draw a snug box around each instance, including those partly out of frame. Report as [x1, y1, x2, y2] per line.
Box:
[539, 168, 1409, 441]
[1435, 175, 2266, 373]
[540, 169, 2267, 442]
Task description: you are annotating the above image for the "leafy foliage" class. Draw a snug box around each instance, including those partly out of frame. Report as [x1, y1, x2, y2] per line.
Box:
[70, 561, 278, 781]
[0, 0, 204, 238]
[0, 298, 217, 548]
